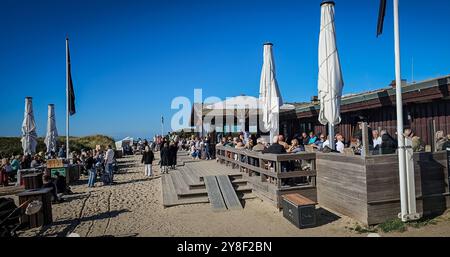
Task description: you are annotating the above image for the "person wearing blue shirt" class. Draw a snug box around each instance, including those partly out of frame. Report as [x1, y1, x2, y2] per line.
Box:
[308, 132, 318, 145]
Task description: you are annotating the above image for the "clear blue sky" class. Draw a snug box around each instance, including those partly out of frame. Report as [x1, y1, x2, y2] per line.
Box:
[1, 0, 449, 140]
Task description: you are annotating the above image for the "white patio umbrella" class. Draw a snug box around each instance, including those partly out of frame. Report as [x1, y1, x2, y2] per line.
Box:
[21, 97, 38, 155]
[259, 43, 283, 143]
[44, 104, 58, 154]
[318, 1, 344, 150]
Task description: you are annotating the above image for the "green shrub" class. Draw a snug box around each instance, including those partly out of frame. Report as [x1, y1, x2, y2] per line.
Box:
[378, 219, 407, 233]
[0, 135, 115, 158]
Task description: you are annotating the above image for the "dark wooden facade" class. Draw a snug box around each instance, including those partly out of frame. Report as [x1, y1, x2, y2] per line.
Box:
[316, 151, 449, 225]
[280, 76, 450, 145]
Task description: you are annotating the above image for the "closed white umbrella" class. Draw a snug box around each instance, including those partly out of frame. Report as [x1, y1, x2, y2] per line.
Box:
[318, 1, 344, 150]
[21, 97, 38, 155]
[259, 43, 283, 143]
[44, 104, 58, 154]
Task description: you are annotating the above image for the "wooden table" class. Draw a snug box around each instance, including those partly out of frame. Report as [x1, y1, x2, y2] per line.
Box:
[17, 188, 53, 229]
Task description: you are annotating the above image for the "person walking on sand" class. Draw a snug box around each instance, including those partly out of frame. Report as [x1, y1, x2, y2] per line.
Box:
[85, 151, 96, 187]
[160, 143, 170, 174]
[104, 145, 115, 185]
[142, 146, 155, 177]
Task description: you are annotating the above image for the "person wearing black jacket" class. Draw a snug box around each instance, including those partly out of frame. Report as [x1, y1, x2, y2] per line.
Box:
[142, 146, 155, 177]
[380, 130, 397, 155]
[168, 141, 178, 170]
[263, 136, 287, 154]
[160, 143, 170, 174]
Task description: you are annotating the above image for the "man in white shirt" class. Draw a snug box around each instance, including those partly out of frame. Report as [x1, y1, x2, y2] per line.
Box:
[336, 134, 345, 153]
[104, 145, 115, 184]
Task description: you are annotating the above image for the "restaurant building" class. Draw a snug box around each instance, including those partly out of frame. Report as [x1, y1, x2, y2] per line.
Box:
[280, 75, 450, 146]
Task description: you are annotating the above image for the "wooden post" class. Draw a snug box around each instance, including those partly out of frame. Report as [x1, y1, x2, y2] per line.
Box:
[361, 122, 370, 157]
[431, 119, 436, 152]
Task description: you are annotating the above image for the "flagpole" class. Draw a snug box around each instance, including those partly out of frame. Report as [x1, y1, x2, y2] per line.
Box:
[393, 0, 408, 221]
[161, 115, 164, 137]
[66, 37, 70, 160]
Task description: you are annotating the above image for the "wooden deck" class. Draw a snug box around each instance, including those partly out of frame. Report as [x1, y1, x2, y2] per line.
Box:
[161, 152, 255, 207]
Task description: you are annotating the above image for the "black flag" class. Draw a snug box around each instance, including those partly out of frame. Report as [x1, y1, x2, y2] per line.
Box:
[377, 0, 387, 37]
[67, 38, 76, 116]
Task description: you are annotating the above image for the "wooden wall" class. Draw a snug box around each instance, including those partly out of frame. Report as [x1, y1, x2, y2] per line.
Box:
[317, 152, 449, 225]
[316, 153, 369, 224]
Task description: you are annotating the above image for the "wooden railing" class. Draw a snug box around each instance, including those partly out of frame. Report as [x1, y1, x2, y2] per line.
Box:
[216, 146, 317, 191]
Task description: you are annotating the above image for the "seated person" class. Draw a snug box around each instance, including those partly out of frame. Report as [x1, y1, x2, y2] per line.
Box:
[380, 130, 397, 154]
[54, 171, 72, 195]
[312, 134, 326, 151]
[287, 139, 304, 153]
[263, 136, 287, 154]
[42, 174, 61, 203]
[435, 131, 448, 152]
[252, 138, 267, 152]
[278, 135, 290, 150]
[307, 132, 318, 145]
[336, 134, 345, 153]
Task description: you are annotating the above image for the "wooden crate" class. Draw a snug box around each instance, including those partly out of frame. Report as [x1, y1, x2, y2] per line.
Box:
[17, 188, 53, 229]
[22, 173, 43, 190]
[282, 194, 317, 229]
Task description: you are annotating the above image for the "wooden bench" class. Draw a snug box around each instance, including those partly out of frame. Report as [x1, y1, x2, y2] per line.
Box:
[282, 194, 317, 229]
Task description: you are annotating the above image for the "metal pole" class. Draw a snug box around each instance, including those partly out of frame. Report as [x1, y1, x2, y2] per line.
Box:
[329, 124, 335, 151]
[393, 0, 408, 221]
[161, 116, 164, 137]
[66, 37, 70, 160]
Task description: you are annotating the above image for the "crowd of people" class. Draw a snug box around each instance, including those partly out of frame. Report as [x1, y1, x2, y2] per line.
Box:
[213, 124, 450, 156]
[0, 144, 119, 203]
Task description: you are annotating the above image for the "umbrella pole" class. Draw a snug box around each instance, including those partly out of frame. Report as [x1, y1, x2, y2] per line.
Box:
[329, 124, 335, 151]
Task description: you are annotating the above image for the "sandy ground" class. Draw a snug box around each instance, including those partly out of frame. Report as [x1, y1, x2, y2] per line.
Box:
[7, 155, 450, 237]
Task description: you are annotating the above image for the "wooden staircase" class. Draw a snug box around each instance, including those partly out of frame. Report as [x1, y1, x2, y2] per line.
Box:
[161, 159, 255, 207]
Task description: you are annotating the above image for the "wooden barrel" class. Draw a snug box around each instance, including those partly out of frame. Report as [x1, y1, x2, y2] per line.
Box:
[22, 173, 43, 190]
[17, 188, 53, 229]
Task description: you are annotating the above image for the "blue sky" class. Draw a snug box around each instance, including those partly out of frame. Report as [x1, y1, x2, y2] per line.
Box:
[1, 0, 449, 139]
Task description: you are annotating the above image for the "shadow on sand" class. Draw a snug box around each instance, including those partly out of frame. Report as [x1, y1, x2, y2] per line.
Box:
[35, 209, 130, 237]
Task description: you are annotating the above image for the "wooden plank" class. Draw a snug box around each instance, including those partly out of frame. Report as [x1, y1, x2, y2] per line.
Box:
[216, 175, 243, 211]
[282, 194, 316, 206]
[161, 174, 178, 206]
[204, 176, 227, 212]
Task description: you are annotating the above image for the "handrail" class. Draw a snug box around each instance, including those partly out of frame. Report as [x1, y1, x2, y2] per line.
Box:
[216, 146, 316, 162]
[216, 145, 317, 189]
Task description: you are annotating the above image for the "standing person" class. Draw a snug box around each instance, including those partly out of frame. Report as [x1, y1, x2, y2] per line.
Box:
[58, 145, 66, 159]
[141, 146, 155, 177]
[85, 151, 96, 188]
[204, 136, 211, 160]
[168, 141, 177, 170]
[160, 143, 170, 174]
[104, 145, 115, 185]
[172, 141, 178, 169]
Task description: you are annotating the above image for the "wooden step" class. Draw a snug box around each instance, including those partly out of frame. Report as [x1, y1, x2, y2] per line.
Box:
[161, 174, 209, 207]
